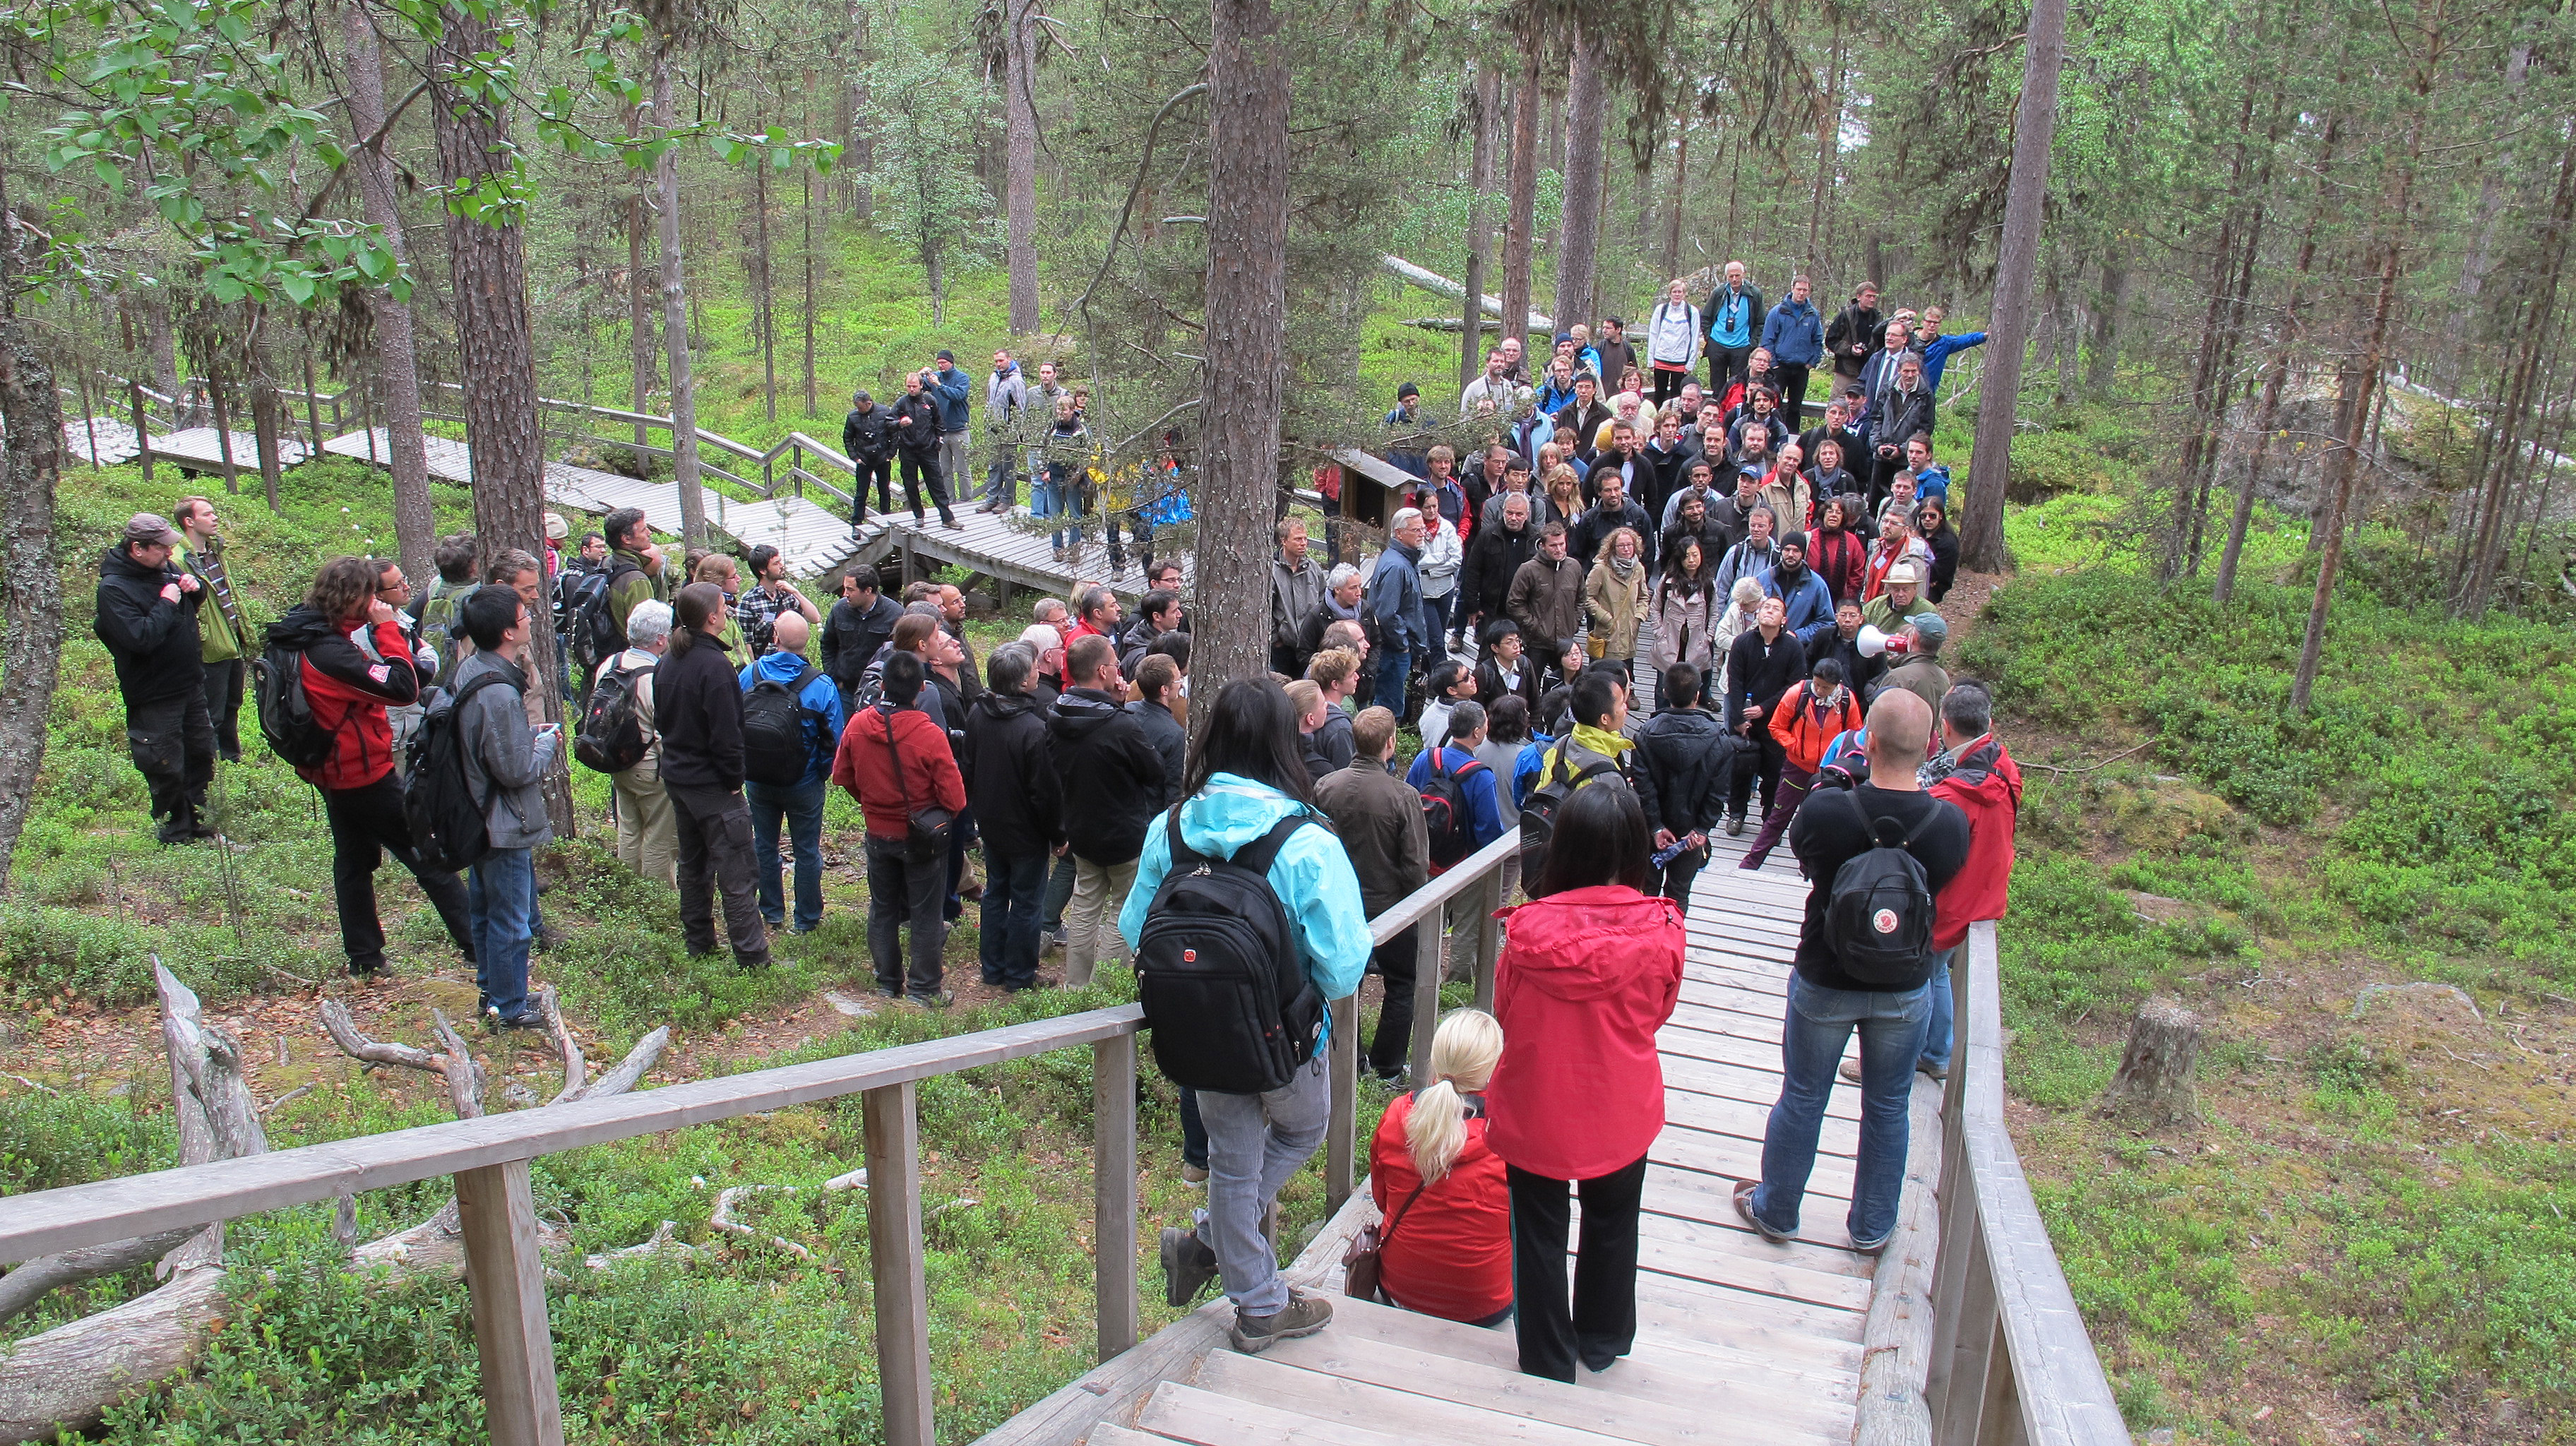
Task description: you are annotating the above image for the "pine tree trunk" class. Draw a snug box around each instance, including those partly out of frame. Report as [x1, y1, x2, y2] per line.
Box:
[248, 360, 287, 514]
[1198, 0, 1291, 692]
[654, 52, 710, 549]
[1500, 49, 1541, 359]
[1003, 0, 1041, 335]
[2086, 263, 2128, 397]
[432, 1, 572, 830]
[1807, 24, 1842, 273]
[142, 294, 179, 399]
[340, 0, 435, 582]
[803, 167, 818, 418]
[2460, 131, 2575, 615]
[2215, 113, 2339, 604]
[847, 0, 872, 221]
[1662, 123, 1688, 282]
[0, 171, 64, 892]
[1957, 0, 2068, 574]
[755, 139, 776, 425]
[1553, 32, 1604, 333]
[1460, 62, 1496, 393]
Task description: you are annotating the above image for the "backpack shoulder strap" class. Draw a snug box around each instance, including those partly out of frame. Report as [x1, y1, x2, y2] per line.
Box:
[1228, 814, 1311, 878]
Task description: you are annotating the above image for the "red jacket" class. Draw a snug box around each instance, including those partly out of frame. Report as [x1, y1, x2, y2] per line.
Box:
[1485, 885, 1683, 1181]
[1368, 1092, 1511, 1323]
[1928, 735, 2022, 952]
[1768, 680, 1863, 775]
[830, 702, 966, 839]
[1810, 527, 1867, 604]
[279, 610, 418, 791]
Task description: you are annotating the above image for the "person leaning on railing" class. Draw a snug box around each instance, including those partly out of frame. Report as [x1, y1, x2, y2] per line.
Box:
[1364, 1008, 1513, 1327]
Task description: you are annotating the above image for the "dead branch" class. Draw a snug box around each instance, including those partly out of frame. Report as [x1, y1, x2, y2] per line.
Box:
[709, 1186, 813, 1260]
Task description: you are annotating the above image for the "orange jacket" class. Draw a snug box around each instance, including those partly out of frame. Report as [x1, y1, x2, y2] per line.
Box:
[1767, 680, 1863, 775]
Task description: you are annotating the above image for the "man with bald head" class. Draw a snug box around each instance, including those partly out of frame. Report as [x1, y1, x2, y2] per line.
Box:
[1734, 687, 1969, 1258]
[739, 609, 847, 935]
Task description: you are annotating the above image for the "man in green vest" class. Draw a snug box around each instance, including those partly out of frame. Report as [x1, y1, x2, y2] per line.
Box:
[174, 498, 247, 762]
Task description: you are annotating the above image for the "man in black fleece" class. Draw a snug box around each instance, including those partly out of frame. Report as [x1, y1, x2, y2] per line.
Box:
[93, 514, 215, 844]
[1721, 595, 1806, 833]
[962, 645, 1061, 991]
[1046, 633, 1169, 988]
[1631, 661, 1741, 912]
[653, 582, 771, 969]
[821, 569, 903, 714]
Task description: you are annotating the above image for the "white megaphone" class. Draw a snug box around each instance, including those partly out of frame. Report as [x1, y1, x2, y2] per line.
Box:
[1856, 624, 1890, 658]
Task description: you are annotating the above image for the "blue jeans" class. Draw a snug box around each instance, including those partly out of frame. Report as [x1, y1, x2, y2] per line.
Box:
[984, 449, 1015, 508]
[744, 775, 826, 933]
[1039, 464, 1085, 549]
[978, 848, 1047, 988]
[1750, 972, 1930, 1247]
[1371, 645, 1413, 715]
[468, 846, 537, 1022]
[1920, 948, 1955, 1070]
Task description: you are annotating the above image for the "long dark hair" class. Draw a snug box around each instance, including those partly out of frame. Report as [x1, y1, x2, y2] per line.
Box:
[1529, 783, 1652, 897]
[669, 582, 724, 656]
[1183, 678, 1314, 806]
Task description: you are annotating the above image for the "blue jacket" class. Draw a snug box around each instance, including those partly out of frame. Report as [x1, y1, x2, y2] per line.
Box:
[926, 365, 972, 433]
[1366, 542, 1426, 657]
[1405, 745, 1508, 852]
[740, 650, 848, 785]
[1920, 333, 1987, 393]
[1761, 299, 1825, 367]
[1913, 464, 1954, 508]
[1758, 563, 1835, 635]
[1511, 731, 1558, 808]
[1705, 283, 1763, 349]
[1118, 773, 1373, 1041]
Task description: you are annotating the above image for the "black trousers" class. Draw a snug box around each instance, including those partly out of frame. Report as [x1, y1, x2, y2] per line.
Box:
[1650, 842, 1707, 915]
[124, 688, 215, 842]
[667, 782, 773, 964]
[851, 457, 894, 525]
[1365, 933, 1420, 1077]
[1509, 1154, 1648, 1382]
[326, 772, 475, 969]
[203, 659, 245, 762]
[1774, 364, 1812, 429]
[1728, 731, 1784, 819]
[1708, 345, 1752, 398]
[898, 450, 955, 525]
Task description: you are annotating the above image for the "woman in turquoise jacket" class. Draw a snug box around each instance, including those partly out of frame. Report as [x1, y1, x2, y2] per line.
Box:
[1125, 679, 1373, 1355]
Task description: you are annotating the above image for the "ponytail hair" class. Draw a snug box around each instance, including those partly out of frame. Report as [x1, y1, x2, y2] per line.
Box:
[1405, 1009, 1505, 1185]
[670, 582, 724, 656]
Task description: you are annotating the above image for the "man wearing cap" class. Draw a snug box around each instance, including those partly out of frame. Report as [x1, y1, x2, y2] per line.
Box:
[926, 350, 973, 501]
[1878, 612, 1951, 730]
[95, 515, 217, 844]
[1862, 561, 1930, 637]
[174, 498, 247, 763]
[1383, 383, 1431, 479]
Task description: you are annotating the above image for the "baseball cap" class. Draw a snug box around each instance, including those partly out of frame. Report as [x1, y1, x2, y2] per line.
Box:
[544, 511, 568, 541]
[1909, 612, 1948, 643]
[122, 513, 182, 547]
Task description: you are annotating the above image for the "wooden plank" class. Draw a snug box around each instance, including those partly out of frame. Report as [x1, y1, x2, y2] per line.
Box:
[1654, 1121, 1857, 1202]
[453, 1159, 566, 1446]
[1662, 1089, 1861, 1160]
[1325, 995, 1357, 1211]
[1626, 1215, 1874, 1310]
[1641, 1164, 1872, 1258]
[1253, 1321, 1844, 1445]
[1316, 1291, 1857, 1402]
[866, 1082, 935, 1446]
[1095, 1035, 1140, 1361]
[1677, 980, 1791, 1028]
[1654, 1023, 1789, 1074]
[1083, 1423, 1185, 1446]
[1665, 998, 1787, 1045]
[1133, 1380, 1409, 1446]
[969, 1301, 1235, 1446]
[1190, 1351, 1646, 1446]
[1658, 1054, 1863, 1122]
[1627, 1275, 1867, 1361]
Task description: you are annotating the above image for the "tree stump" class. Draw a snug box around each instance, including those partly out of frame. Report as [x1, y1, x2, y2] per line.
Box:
[2101, 999, 2202, 1126]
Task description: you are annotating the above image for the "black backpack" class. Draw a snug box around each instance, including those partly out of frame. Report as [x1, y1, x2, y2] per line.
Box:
[251, 640, 334, 769]
[1417, 749, 1489, 873]
[1134, 811, 1325, 1094]
[1821, 794, 1938, 985]
[573, 656, 650, 774]
[1518, 739, 1621, 893]
[404, 673, 508, 874]
[741, 664, 825, 787]
[573, 561, 639, 670]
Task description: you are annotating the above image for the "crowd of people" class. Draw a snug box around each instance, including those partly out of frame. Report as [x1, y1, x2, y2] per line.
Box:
[85, 264, 2016, 1381]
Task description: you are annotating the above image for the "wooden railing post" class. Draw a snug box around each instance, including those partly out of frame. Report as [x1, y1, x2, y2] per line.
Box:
[1325, 996, 1357, 1211]
[864, 1081, 936, 1446]
[1092, 1034, 1138, 1360]
[1474, 868, 1504, 1012]
[453, 1160, 565, 1446]
[1407, 911, 1444, 1089]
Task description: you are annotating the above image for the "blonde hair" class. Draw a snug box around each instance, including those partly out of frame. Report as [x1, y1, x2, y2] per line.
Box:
[1405, 1009, 1504, 1184]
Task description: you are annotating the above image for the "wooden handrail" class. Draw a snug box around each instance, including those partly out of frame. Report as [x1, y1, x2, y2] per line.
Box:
[1921, 921, 2128, 1446]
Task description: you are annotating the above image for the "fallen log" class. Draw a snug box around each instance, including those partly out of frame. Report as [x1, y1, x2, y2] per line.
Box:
[1376, 255, 1551, 332]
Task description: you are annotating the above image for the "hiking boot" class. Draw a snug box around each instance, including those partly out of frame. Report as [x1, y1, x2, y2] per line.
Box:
[1160, 1226, 1219, 1307]
[1838, 1057, 1864, 1084]
[1849, 1229, 1890, 1257]
[1181, 1163, 1209, 1188]
[1724, 811, 1746, 837]
[1733, 1181, 1793, 1244]
[1229, 1289, 1332, 1354]
[910, 990, 954, 1010]
[1918, 1059, 1950, 1081]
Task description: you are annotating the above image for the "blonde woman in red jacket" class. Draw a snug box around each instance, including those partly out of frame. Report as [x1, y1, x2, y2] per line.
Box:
[1741, 657, 1863, 870]
[1366, 1008, 1513, 1327]
[1486, 784, 1684, 1382]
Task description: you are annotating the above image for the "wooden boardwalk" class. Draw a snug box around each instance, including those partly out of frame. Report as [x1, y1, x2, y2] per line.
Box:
[144, 425, 311, 471]
[986, 831, 1932, 1446]
[862, 498, 1190, 604]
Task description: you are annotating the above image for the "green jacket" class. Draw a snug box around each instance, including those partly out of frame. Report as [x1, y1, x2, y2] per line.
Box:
[180, 542, 243, 662]
[606, 546, 666, 639]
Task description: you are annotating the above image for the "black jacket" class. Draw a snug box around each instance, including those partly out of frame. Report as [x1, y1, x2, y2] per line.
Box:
[1825, 299, 1883, 375]
[1924, 526, 1961, 602]
[889, 392, 943, 458]
[1305, 705, 1356, 779]
[1046, 686, 1169, 864]
[1459, 520, 1537, 628]
[822, 594, 905, 690]
[652, 634, 748, 790]
[842, 405, 896, 464]
[1572, 500, 1657, 576]
[961, 689, 1061, 856]
[1128, 698, 1186, 805]
[1799, 624, 1888, 705]
[1870, 384, 1936, 461]
[1723, 626, 1807, 732]
[1474, 653, 1544, 714]
[1632, 706, 1741, 841]
[95, 544, 203, 705]
[1551, 399, 1611, 458]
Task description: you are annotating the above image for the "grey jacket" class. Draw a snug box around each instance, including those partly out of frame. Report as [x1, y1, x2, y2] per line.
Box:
[1272, 554, 1325, 652]
[454, 650, 557, 851]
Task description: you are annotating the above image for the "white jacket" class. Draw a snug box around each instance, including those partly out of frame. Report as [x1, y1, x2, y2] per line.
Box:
[1417, 520, 1463, 598]
[1647, 301, 1703, 367]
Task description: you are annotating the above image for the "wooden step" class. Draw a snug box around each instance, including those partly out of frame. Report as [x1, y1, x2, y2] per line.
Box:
[1193, 1351, 1635, 1446]
[1642, 1164, 1870, 1255]
[1661, 1088, 1862, 1158]
[1654, 1121, 1859, 1200]
[1628, 1272, 1868, 1354]
[1308, 1293, 1853, 1401]
[1129, 1379, 1407, 1446]
[1658, 1054, 1863, 1122]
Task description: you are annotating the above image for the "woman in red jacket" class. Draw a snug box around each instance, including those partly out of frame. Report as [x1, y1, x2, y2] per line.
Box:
[1741, 657, 1863, 871]
[1366, 1008, 1512, 1326]
[1486, 784, 1684, 1382]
